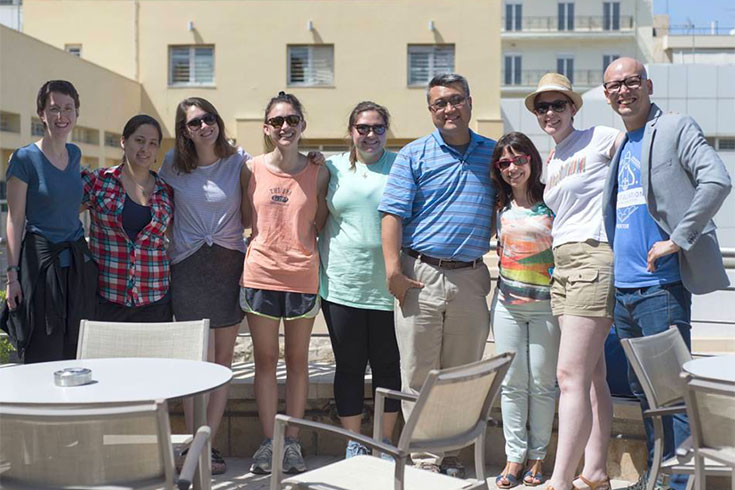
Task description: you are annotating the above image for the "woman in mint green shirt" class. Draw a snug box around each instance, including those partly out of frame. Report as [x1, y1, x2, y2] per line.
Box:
[319, 101, 401, 458]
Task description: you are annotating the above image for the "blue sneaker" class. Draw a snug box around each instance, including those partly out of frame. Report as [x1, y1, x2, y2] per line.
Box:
[345, 440, 370, 459]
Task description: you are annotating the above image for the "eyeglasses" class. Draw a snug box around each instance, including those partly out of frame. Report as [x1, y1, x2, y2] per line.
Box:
[354, 124, 387, 136]
[495, 154, 531, 170]
[186, 113, 217, 129]
[46, 106, 76, 116]
[603, 75, 645, 93]
[429, 95, 467, 112]
[533, 100, 569, 115]
[266, 114, 302, 128]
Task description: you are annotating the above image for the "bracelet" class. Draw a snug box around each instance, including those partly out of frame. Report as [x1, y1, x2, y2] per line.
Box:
[6, 265, 20, 273]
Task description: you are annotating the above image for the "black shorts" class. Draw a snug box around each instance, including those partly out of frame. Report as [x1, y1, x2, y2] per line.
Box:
[240, 287, 320, 320]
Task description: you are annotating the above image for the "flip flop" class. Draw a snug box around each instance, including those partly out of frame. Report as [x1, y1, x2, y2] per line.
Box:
[523, 460, 544, 486]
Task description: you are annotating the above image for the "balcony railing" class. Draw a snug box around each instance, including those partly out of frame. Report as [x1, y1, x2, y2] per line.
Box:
[503, 69, 603, 87]
[657, 25, 735, 36]
[503, 15, 634, 33]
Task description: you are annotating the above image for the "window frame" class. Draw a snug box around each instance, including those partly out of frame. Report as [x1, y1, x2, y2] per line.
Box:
[168, 45, 215, 87]
[558, 2, 575, 31]
[407, 44, 456, 87]
[503, 54, 522, 86]
[505, 2, 522, 31]
[603, 1, 621, 31]
[556, 55, 575, 84]
[287, 45, 335, 87]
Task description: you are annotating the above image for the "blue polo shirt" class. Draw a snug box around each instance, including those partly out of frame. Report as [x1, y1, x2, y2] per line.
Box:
[378, 129, 496, 261]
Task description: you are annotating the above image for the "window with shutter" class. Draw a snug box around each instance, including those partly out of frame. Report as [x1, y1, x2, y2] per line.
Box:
[168, 46, 215, 86]
[288, 45, 334, 86]
[407, 45, 455, 86]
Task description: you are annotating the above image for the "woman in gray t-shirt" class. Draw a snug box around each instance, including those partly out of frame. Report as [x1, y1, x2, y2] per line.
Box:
[159, 97, 250, 475]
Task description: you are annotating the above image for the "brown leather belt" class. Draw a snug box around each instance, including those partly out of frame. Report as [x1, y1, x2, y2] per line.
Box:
[403, 248, 481, 270]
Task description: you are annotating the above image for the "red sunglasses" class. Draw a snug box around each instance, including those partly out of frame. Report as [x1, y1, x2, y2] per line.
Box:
[495, 154, 531, 170]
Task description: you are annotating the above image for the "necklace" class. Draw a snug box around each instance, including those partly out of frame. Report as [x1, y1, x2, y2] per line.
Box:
[122, 164, 154, 202]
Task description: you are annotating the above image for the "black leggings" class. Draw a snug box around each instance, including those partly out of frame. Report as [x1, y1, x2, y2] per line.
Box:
[321, 299, 401, 417]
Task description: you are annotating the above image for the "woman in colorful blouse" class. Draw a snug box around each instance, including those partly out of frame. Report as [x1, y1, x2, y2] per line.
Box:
[319, 101, 401, 458]
[83, 114, 173, 322]
[490, 132, 559, 488]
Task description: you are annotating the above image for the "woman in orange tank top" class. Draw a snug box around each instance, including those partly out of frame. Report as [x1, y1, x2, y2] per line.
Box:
[240, 92, 329, 475]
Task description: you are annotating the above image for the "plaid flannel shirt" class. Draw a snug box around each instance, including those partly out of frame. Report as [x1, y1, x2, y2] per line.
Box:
[82, 165, 173, 307]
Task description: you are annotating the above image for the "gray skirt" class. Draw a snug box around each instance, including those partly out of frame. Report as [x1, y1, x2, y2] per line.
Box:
[171, 244, 245, 328]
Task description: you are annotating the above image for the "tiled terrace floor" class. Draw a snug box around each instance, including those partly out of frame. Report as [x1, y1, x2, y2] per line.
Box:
[211, 457, 632, 490]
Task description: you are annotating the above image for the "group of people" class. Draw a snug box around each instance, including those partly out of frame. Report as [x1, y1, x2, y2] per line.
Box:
[2, 55, 730, 489]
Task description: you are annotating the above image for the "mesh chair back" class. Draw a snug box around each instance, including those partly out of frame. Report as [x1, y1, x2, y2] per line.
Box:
[682, 374, 735, 466]
[620, 326, 692, 408]
[400, 353, 512, 449]
[77, 319, 209, 361]
[0, 400, 175, 488]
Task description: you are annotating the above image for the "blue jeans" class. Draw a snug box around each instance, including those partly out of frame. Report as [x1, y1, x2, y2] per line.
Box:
[614, 282, 692, 490]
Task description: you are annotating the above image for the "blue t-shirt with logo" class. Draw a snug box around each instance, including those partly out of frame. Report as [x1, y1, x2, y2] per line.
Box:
[613, 127, 680, 287]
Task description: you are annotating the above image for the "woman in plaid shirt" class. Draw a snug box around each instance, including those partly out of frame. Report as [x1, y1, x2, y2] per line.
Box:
[82, 114, 174, 322]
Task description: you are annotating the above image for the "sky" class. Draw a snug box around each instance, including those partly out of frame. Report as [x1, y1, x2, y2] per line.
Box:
[653, 0, 735, 29]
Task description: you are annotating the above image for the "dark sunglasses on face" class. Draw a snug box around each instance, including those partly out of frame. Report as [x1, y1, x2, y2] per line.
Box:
[603, 75, 645, 93]
[495, 154, 531, 170]
[533, 100, 569, 115]
[186, 113, 217, 129]
[266, 114, 302, 128]
[354, 124, 387, 136]
[429, 94, 467, 112]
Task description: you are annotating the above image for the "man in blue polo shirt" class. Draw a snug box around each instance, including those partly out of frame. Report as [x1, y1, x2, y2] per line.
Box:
[379, 73, 496, 476]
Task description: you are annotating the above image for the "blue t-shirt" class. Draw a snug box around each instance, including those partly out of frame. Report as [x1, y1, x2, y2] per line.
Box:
[378, 129, 496, 262]
[613, 128, 680, 287]
[7, 143, 85, 266]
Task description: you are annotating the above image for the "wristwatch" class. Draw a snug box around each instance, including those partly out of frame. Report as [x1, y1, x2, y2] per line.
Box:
[6, 265, 20, 273]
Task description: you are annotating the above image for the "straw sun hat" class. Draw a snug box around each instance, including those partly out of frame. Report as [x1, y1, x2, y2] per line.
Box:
[524, 72, 584, 113]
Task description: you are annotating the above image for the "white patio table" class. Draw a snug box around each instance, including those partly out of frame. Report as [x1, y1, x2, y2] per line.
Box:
[0, 357, 232, 490]
[682, 355, 735, 383]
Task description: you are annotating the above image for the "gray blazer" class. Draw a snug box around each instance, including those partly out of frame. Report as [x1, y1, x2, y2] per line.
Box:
[602, 104, 732, 295]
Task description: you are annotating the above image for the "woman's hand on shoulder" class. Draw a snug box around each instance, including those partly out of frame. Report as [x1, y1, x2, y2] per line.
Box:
[306, 151, 325, 166]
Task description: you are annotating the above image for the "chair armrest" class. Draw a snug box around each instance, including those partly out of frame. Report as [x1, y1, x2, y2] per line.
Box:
[675, 435, 693, 463]
[375, 388, 419, 403]
[643, 405, 686, 418]
[274, 414, 406, 459]
[176, 425, 211, 490]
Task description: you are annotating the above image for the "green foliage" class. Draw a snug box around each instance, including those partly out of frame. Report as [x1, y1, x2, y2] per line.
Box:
[0, 288, 15, 364]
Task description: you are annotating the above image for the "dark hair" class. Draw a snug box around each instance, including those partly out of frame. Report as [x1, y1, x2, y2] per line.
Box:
[36, 80, 80, 127]
[347, 101, 390, 170]
[123, 114, 162, 142]
[490, 132, 545, 211]
[426, 73, 470, 103]
[120, 114, 163, 165]
[173, 97, 236, 174]
[263, 91, 306, 152]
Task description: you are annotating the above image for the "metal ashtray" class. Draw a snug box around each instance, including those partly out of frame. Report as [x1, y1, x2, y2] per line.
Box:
[54, 367, 93, 387]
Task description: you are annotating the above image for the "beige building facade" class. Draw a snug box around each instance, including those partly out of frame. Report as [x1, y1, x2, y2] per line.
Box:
[0, 24, 142, 176]
[16, 0, 503, 156]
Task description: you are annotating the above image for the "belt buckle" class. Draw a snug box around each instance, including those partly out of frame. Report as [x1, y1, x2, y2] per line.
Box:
[437, 258, 445, 268]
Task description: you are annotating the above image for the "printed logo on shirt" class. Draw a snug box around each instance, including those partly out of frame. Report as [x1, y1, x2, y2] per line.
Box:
[616, 150, 645, 226]
[546, 154, 587, 189]
[270, 187, 291, 205]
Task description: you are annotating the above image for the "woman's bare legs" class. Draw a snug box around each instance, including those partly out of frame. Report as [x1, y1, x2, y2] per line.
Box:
[283, 317, 315, 439]
[546, 314, 612, 490]
[183, 323, 242, 438]
[248, 314, 281, 439]
[579, 350, 613, 484]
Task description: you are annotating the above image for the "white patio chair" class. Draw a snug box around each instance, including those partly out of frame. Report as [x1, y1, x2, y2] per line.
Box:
[76, 319, 209, 361]
[270, 352, 514, 490]
[621, 327, 731, 490]
[681, 373, 735, 490]
[0, 399, 210, 490]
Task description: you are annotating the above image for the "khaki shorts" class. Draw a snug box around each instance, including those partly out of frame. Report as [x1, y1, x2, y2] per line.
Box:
[550, 240, 614, 318]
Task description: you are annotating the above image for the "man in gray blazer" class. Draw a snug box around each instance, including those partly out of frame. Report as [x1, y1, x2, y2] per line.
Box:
[602, 57, 731, 490]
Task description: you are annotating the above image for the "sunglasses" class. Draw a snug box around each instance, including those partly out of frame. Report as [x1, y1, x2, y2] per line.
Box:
[429, 95, 468, 112]
[603, 75, 645, 93]
[495, 154, 531, 170]
[186, 113, 217, 129]
[354, 124, 387, 136]
[266, 114, 302, 128]
[533, 100, 569, 115]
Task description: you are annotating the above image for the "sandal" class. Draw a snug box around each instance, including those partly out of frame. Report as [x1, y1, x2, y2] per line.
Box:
[496, 462, 524, 489]
[523, 460, 545, 486]
[573, 475, 611, 490]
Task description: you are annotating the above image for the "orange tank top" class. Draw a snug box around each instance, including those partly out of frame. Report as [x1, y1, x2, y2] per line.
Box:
[241, 155, 320, 294]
